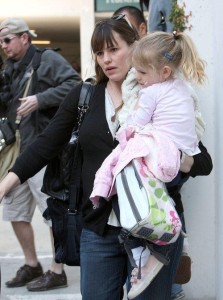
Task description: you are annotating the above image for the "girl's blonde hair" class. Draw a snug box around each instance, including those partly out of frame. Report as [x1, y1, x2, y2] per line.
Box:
[132, 31, 206, 85]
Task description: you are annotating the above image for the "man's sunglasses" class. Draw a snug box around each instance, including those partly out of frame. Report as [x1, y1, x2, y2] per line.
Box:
[0, 36, 17, 46]
[112, 13, 133, 29]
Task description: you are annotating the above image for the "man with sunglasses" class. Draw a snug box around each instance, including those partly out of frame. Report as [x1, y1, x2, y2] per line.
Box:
[0, 18, 80, 292]
[113, 6, 147, 37]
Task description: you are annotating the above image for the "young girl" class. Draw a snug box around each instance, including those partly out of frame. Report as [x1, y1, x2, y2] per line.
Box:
[128, 30, 206, 155]
[90, 30, 206, 299]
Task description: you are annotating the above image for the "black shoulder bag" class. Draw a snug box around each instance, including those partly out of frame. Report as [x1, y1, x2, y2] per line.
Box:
[44, 81, 94, 266]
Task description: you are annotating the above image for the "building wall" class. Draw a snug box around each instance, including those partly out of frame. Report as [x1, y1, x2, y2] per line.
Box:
[213, 0, 223, 300]
[213, 1, 223, 300]
[176, 0, 221, 299]
[41, 41, 80, 65]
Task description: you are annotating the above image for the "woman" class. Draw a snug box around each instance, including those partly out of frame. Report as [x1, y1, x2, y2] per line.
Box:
[0, 16, 212, 300]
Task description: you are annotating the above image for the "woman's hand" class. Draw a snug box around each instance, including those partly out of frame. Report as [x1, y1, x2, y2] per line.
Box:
[179, 153, 194, 173]
[0, 172, 21, 204]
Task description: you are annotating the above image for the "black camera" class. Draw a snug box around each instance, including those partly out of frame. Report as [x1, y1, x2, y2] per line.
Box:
[0, 118, 16, 151]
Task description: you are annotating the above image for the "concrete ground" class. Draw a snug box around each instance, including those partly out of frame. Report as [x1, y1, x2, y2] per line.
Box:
[0, 206, 193, 300]
[0, 206, 81, 300]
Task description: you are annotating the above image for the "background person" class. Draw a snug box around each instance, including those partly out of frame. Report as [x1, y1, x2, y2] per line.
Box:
[0, 18, 80, 291]
[72, 60, 81, 77]
[145, 0, 173, 32]
[0, 16, 212, 300]
[113, 5, 147, 37]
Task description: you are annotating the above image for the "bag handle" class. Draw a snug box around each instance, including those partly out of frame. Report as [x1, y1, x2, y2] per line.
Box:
[68, 82, 94, 212]
[15, 69, 34, 126]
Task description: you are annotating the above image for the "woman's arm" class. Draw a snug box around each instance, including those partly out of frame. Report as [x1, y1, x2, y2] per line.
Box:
[167, 141, 212, 214]
[180, 141, 213, 176]
[189, 141, 213, 177]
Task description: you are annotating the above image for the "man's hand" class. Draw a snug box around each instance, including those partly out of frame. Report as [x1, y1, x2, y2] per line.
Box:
[0, 180, 6, 204]
[17, 95, 39, 117]
[0, 190, 4, 204]
[0, 172, 21, 203]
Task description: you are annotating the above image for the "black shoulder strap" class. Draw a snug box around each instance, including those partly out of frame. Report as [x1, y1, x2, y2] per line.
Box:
[68, 81, 95, 211]
[78, 81, 94, 107]
[32, 48, 60, 71]
[31, 48, 61, 93]
[32, 48, 44, 72]
[31, 48, 46, 95]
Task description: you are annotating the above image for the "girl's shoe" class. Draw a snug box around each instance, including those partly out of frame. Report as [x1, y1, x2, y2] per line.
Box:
[128, 255, 163, 299]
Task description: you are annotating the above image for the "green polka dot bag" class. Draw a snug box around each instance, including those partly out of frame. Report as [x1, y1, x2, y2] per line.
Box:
[115, 158, 182, 245]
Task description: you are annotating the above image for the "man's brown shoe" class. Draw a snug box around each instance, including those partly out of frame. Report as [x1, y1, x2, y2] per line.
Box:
[5, 263, 43, 288]
[27, 270, 67, 291]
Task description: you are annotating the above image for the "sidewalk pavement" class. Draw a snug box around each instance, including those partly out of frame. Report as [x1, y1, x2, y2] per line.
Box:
[0, 206, 81, 300]
[0, 206, 192, 300]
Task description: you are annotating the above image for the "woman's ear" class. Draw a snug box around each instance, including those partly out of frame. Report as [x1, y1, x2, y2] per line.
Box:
[162, 66, 172, 80]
